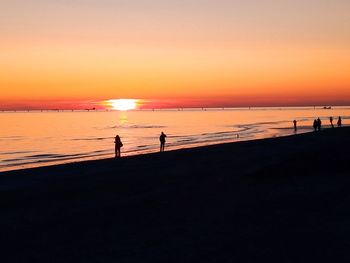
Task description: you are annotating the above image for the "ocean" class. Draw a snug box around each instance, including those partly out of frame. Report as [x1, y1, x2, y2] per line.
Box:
[0, 106, 349, 172]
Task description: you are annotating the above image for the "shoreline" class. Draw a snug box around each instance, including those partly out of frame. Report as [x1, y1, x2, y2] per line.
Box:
[1, 127, 316, 175]
[0, 126, 320, 175]
[1, 127, 307, 173]
[1, 127, 350, 262]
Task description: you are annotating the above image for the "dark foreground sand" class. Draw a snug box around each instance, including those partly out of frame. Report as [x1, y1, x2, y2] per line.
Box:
[1, 127, 350, 262]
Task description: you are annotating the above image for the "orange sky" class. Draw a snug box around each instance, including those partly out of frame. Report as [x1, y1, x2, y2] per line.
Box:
[1, 0, 350, 109]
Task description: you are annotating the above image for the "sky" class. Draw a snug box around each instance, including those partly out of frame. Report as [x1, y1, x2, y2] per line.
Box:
[1, 0, 350, 109]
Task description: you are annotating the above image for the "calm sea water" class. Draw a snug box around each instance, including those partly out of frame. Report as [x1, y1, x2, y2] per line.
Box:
[0, 107, 349, 172]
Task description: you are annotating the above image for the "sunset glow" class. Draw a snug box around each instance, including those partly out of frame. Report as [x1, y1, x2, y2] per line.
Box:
[1, 1, 350, 109]
[107, 99, 138, 111]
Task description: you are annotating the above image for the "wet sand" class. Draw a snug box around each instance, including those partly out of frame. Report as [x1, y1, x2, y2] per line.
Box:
[1, 127, 350, 262]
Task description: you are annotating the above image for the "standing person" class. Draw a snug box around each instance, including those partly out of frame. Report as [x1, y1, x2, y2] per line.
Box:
[337, 116, 342, 127]
[330, 116, 334, 128]
[159, 132, 167, 152]
[317, 117, 322, 131]
[114, 135, 123, 158]
[313, 119, 318, 131]
[293, 120, 297, 131]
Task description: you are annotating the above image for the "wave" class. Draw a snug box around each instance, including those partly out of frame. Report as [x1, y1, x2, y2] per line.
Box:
[0, 150, 113, 171]
[0, 150, 37, 156]
[0, 136, 24, 141]
[71, 137, 111, 141]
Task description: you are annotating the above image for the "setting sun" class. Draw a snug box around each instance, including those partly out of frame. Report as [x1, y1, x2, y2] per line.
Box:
[107, 99, 138, 111]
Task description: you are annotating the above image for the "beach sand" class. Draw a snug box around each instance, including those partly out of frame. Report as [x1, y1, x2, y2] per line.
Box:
[1, 127, 350, 262]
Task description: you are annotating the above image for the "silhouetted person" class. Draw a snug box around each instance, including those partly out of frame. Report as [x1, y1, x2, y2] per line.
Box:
[159, 132, 167, 152]
[317, 118, 322, 131]
[337, 116, 342, 127]
[313, 119, 318, 131]
[293, 120, 297, 131]
[114, 135, 123, 158]
[330, 116, 334, 128]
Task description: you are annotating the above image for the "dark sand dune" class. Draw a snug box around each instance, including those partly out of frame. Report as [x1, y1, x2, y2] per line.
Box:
[1, 127, 350, 262]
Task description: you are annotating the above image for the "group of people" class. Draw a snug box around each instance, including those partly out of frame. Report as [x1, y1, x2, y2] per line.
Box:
[293, 116, 342, 132]
[114, 132, 167, 158]
[312, 118, 323, 131]
[329, 116, 342, 128]
[115, 116, 344, 158]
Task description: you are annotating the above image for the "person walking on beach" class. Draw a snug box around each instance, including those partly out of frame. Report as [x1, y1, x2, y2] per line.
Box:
[330, 116, 334, 128]
[317, 118, 322, 131]
[159, 132, 167, 152]
[293, 120, 297, 131]
[313, 119, 318, 131]
[114, 135, 123, 158]
[337, 116, 342, 127]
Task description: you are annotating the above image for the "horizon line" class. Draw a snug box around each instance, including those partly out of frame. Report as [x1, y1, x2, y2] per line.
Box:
[1, 105, 350, 112]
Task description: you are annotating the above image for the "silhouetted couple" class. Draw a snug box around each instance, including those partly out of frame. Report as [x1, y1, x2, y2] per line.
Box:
[114, 135, 123, 158]
[160, 132, 167, 152]
[313, 118, 322, 131]
[329, 116, 342, 128]
[114, 132, 167, 157]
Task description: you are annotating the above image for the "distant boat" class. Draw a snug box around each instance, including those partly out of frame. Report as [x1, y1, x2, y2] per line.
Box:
[85, 107, 96, 111]
[323, 106, 332, 109]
